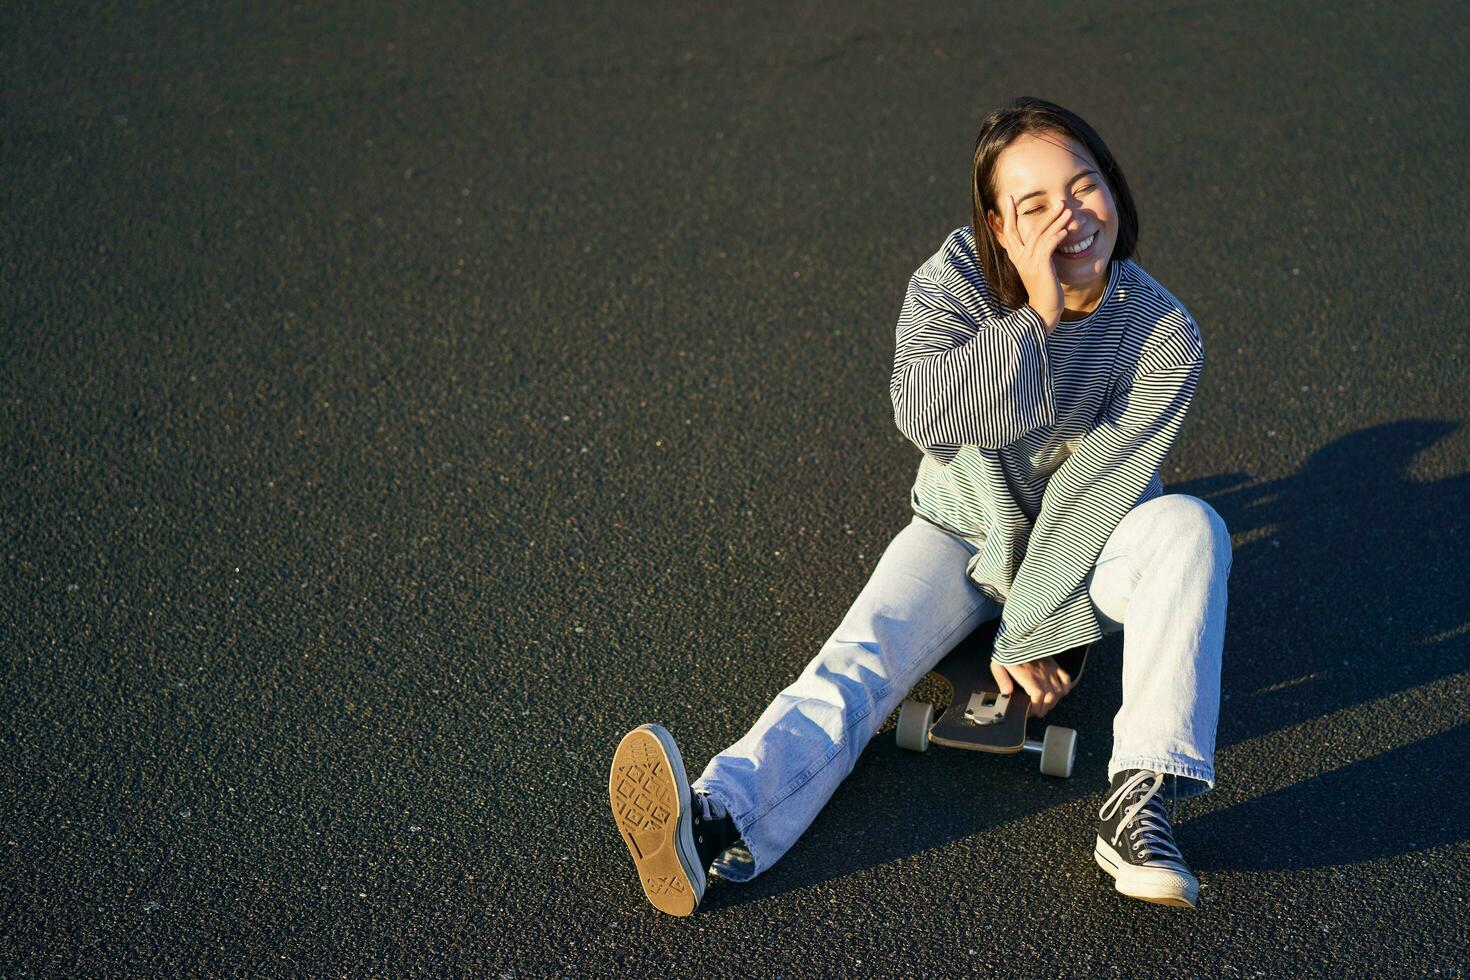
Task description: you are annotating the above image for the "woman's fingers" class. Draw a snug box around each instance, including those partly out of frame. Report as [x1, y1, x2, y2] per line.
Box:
[989, 660, 1014, 696]
[997, 657, 1079, 718]
[1017, 673, 1045, 714]
[1045, 202, 1072, 248]
[1004, 197, 1070, 257]
[1036, 659, 1074, 716]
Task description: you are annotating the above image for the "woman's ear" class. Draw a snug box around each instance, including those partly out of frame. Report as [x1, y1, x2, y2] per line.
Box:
[985, 209, 1007, 250]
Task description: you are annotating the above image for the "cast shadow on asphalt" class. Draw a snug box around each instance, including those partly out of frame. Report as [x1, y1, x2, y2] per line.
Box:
[703, 419, 1469, 909]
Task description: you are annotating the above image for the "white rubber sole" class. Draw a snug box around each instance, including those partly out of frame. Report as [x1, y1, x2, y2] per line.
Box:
[609, 724, 706, 916]
[1094, 836, 1199, 909]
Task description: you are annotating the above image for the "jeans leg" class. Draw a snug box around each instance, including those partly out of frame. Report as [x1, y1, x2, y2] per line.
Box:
[1086, 494, 1232, 799]
[694, 515, 998, 881]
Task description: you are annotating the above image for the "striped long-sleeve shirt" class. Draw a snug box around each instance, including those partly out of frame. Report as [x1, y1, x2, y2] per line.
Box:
[890, 225, 1204, 665]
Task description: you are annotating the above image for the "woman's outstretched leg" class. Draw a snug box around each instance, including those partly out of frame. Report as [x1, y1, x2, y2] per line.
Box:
[695, 516, 999, 883]
[610, 515, 996, 914]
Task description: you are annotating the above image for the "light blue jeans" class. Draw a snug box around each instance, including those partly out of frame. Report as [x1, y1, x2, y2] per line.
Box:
[693, 493, 1232, 881]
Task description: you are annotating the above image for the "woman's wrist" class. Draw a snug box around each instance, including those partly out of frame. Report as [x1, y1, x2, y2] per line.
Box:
[1025, 302, 1061, 334]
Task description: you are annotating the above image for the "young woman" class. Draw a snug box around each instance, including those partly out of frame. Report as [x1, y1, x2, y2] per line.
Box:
[609, 96, 1232, 914]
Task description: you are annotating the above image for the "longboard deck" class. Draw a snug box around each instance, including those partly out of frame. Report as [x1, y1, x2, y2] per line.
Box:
[924, 620, 1089, 753]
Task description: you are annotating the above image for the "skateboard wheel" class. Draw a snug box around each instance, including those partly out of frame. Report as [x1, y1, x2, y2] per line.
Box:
[895, 700, 934, 752]
[1039, 725, 1077, 778]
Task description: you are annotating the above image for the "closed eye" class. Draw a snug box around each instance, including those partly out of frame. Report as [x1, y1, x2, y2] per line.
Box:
[1024, 183, 1098, 216]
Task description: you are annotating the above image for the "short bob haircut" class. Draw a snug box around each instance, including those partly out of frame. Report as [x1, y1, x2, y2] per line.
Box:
[970, 96, 1139, 311]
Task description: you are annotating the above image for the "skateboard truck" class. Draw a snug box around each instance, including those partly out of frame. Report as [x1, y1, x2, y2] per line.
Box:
[1019, 733, 1068, 764]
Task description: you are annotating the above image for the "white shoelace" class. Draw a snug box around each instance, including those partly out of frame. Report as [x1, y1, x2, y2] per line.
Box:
[1098, 771, 1189, 872]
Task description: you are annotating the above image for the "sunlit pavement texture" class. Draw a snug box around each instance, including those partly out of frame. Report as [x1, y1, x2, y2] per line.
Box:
[3, 2, 1468, 975]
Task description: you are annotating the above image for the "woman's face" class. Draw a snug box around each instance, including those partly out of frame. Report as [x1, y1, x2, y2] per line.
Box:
[985, 130, 1119, 294]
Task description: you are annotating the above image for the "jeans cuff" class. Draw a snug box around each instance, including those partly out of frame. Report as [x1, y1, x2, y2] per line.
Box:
[709, 841, 760, 882]
[1108, 755, 1215, 799]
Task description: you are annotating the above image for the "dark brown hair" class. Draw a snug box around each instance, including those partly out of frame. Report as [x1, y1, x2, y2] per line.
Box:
[970, 96, 1139, 310]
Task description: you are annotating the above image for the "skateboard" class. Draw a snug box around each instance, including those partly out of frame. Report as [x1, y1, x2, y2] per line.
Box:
[894, 618, 1090, 778]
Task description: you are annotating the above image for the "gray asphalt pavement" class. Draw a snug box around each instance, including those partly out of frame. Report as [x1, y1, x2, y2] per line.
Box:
[3, 1, 1468, 975]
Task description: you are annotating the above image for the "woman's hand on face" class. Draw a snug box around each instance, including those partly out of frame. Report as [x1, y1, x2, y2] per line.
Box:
[989, 655, 1076, 719]
[997, 196, 1071, 332]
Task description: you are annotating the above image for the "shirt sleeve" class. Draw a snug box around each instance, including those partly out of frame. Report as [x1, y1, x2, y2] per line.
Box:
[889, 271, 1056, 464]
[991, 338, 1204, 664]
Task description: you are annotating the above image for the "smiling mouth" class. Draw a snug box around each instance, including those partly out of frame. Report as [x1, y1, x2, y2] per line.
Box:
[1058, 231, 1098, 258]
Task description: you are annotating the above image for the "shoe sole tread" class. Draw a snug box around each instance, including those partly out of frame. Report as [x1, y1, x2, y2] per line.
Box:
[609, 725, 704, 916]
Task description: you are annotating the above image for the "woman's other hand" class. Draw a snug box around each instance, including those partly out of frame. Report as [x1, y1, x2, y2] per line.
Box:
[990, 655, 1076, 718]
[996, 196, 1071, 332]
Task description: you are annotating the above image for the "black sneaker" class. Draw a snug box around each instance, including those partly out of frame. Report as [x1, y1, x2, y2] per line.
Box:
[1094, 769, 1200, 908]
[608, 724, 738, 915]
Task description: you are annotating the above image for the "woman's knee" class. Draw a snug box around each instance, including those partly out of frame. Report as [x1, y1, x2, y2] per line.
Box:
[1155, 494, 1232, 570]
